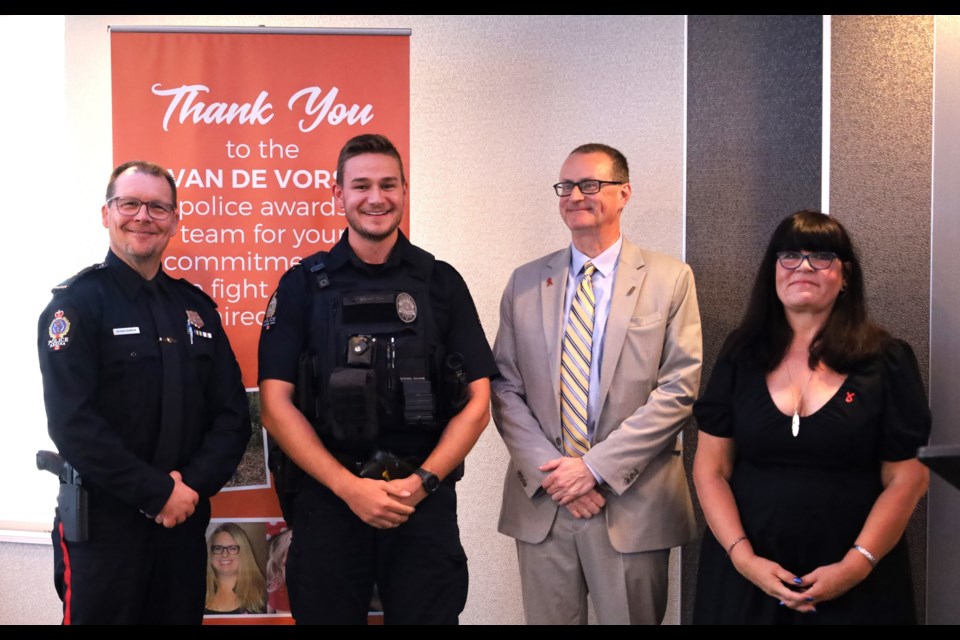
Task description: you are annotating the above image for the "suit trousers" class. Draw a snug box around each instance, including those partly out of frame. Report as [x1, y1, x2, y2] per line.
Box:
[516, 505, 669, 624]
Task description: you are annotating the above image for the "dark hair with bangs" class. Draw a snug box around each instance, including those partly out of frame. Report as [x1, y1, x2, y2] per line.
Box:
[727, 210, 888, 372]
[335, 133, 406, 187]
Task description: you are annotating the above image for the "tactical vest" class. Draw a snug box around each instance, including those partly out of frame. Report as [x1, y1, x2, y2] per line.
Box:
[295, 248, 461, 455]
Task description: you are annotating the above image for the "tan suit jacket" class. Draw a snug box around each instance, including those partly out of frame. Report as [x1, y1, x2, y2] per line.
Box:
[493, 239, 700, 553]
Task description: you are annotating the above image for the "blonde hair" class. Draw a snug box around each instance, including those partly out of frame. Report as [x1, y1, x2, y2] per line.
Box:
[205, 523, 266, 613]
[266, 528, 293, 593]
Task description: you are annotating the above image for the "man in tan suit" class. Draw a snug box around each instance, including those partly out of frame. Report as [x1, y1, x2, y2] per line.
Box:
[492, 143, 701, 624]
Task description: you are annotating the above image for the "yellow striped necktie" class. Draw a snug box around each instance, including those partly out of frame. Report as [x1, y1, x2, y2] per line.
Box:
[560, 261, 596, 457]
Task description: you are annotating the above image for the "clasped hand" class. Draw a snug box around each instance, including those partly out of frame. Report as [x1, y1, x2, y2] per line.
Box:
[341, 476, 420, 529]
[540, 457, 604, 518]
[154, 471, 199, 528]
[732, 548, 871, 613]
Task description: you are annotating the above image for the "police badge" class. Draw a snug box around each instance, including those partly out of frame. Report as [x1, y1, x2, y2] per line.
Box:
[48, 309, 71, 351]
[185, 310, 204, 329]
[186, 310, 212, 341]
[396, 292, 417, 323]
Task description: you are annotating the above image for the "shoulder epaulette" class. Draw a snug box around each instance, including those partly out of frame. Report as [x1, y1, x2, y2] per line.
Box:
[308, 253, 331, 290]
[407, 243, 436, 264]
[406, 244, 436, 279]
[175, 277, 218, 308]
[299, 251, 329, 270]
[280, 261, 305, 277]
[296, 252, 330, 290]
[51, 262, 106, 294]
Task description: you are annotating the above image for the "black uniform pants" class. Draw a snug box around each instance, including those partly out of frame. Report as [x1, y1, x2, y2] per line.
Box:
[287, 478, 468, 624]
[52, 505, 208, 625]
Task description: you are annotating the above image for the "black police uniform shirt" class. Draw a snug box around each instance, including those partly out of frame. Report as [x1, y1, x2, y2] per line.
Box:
[258, 230, 498, 458]
[37, 250, 250, 522]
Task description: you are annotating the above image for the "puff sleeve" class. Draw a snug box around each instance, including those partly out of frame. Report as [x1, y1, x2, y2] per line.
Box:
[693, 338, 739, 439]
[878, 339, 931, 462]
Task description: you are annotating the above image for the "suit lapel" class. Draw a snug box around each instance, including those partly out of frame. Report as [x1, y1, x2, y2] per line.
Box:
[541, 249, 570, 408]
[598, 241, 646, 417]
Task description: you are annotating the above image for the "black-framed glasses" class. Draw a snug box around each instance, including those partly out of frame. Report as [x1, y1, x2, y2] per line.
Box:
[776, 251, 838, 271]
[210, 544, 241, 556]
[553, 180, 624, 197]
[107, 196, 176, 220]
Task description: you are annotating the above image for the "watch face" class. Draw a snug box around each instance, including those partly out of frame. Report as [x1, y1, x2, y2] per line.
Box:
[417, 468, 440, 493]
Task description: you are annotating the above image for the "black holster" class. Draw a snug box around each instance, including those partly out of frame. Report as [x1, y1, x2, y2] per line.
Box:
[441, 352, 469, 419]
[268, 437, 303, 525]
[37, 450, 89, 542]
[57, 483, 89, 542]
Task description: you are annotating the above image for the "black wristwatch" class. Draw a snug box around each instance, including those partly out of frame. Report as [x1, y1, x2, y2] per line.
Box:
[413, 468, 440, 494]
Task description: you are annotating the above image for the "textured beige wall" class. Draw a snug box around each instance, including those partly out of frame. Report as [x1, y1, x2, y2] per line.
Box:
[2, 15, 686, 624]
[0, 543, 61, 625]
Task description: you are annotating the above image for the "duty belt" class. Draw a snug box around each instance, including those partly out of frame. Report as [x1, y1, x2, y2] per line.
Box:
[333, 450, 464, 484]
[335, 450, 420, 481]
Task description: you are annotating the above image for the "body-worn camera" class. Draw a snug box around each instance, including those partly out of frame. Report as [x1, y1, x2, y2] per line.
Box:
[347, 335, 373, 366]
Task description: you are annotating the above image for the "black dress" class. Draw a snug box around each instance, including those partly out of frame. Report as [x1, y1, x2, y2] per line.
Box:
[693, 339, 930, 624]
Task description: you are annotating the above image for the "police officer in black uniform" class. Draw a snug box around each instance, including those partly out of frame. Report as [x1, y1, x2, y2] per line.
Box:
[259, 134, 497, 624]
[37, 161, 250, 624]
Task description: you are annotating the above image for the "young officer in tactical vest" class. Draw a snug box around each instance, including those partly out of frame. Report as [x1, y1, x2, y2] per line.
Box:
[258, 134, 498, 624]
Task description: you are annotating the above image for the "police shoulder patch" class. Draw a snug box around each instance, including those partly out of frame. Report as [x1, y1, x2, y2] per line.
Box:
[47, 309, 72, 351]
[262, 291, 279, 330]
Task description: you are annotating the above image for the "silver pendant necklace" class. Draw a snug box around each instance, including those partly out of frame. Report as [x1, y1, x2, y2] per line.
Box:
[786, 362, 817, 438]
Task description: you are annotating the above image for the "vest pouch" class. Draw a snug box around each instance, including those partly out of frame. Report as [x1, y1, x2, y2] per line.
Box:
[401, 377, 435, 425]
[394, 335, 438, 428]
[327, 367, 378, 442]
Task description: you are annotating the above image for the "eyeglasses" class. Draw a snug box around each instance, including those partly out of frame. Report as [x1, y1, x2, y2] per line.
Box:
[210, 544, 241, 556]
[776, 251, 838, 271]
[553, 180, 624, 197]
[107, 196, 176, 220]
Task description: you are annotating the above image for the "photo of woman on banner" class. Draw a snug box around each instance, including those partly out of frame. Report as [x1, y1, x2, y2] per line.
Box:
[204, 522, 267, 615]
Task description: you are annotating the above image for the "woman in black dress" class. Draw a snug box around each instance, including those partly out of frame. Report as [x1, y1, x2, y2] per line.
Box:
[693, 211, 930, 624]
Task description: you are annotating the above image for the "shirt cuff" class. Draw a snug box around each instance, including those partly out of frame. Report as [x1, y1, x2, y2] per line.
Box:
[583, 458, 604, 485]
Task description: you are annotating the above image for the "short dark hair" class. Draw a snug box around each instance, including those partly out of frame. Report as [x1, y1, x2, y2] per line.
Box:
[105, 161, 177, 206]
[728, 210, 888, 372]
[335, 134, 406, 187]
[569, 143, 630, 183]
